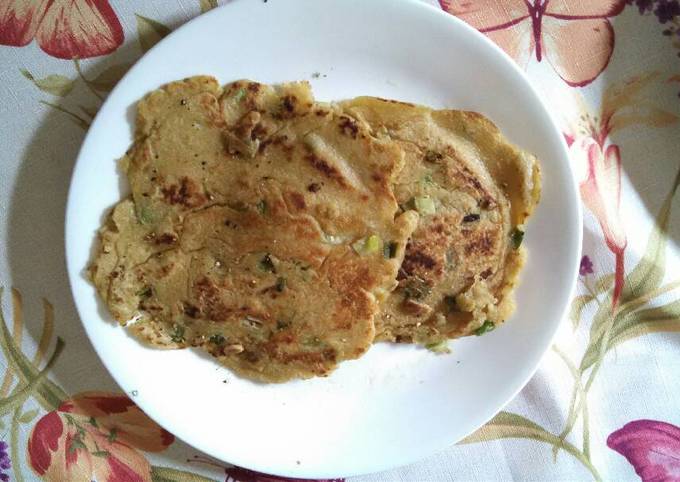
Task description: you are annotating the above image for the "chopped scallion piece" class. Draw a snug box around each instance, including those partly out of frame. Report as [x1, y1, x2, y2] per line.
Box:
[276, 320, 291, 330]
[511, 227, 525, 249]
[352, 234, 382, 255]
[425, 340, 450, 353]
[138, 206, 154, 225]
[259, 253, 276, 272]
[275, 277, 286, 292]
[383, 241, 398, 259]
[443, 295, 457, 312]
[474, 320, 496, 336]
[414, 196, 436, 215]
[136, 286, 152, 299]
[364, 234, 381, 253]
[233, 88, 246, 102]
[170, 325, 185, 343]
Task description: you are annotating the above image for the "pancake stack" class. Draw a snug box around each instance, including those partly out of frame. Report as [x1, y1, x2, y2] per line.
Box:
[91, 77, 540, 382]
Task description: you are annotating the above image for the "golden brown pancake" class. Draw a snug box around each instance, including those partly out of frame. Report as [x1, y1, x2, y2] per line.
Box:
[91, 77, 539, 380]
[91, 77, 417, 382]
[342, 97, 540, 347]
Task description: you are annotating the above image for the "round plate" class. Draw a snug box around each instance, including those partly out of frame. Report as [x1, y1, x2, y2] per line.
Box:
[65, 0, 581, 478]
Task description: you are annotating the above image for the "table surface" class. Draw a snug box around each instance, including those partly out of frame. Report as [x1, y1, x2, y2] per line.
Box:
[1, 1, 679, 481]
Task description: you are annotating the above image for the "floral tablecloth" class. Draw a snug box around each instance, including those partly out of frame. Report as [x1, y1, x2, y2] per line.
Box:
[1, 0, 679, 480]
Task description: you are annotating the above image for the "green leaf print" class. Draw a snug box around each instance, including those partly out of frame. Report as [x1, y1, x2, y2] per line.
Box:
[556, 166, 680, 464]
[136, 14, 172, 53]
[581, 297, 680, 371]
[593, 273, 615, 295]
[614, 298, 680, 338]
[570, 295, 594, 330]
[620, 168, 680, 304]
[572, 273, 614, 330]
[17, 408, 39, 424]
[78, 104, 99, 121]
[460, 411, 601, 480]
[0, 338, 64, 417]
[151, 466, 218, 482]
[198, 0, 218, 13]
[20, 70, 75, 96]
[580, 170, 680, 373]
[0, 288, 68, 411]
[39, 100, 90, 130]
[87, 62, 133, 92]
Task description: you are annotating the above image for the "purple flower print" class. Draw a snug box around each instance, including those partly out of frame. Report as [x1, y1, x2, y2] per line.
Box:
[629, 0, 656, 14]
[654, 0, 680, 23]
[627, 0, 680, 64]
[627, 0, 680, 22]
[0, 441, 10, 482]
[580, 255, 594, 276]
[607, 419, 680, 481]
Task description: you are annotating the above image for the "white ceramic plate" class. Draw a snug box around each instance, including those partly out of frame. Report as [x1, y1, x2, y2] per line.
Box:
[65, 0, 581, 478]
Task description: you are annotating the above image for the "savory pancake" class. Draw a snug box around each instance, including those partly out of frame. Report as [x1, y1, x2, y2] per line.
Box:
[91, 78, 417, 382]
[341, 97, 540, 346]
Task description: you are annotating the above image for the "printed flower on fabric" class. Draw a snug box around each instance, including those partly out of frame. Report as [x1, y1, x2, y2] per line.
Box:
[608, 419, 680, 482]
[0, 0, 123, 59]
[27, 392, 174, 482]
[579, 255, 594, 276]
[0, 441, 10, 482]
[569, 135, 627, 303]
[440, 0, 626, 86]
[565, 72, 678, 306]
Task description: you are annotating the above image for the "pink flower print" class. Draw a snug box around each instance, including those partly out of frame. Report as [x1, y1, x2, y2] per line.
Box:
[608, 419, 680, 481]
[566, 72, 678, 308]
[28, 392, 174, 482]
[574, 137, 626, 305]
[440, 0, 626, 86]
[0, 0, 124, 59]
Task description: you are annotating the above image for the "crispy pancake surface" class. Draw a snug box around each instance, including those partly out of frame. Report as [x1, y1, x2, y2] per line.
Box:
[91, 77, 417, 382]
[91, 78, 540, 381]
[342, 97, 540, 346]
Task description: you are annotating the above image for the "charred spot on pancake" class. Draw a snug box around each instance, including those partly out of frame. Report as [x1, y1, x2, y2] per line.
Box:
[305, 152, 348, 188]
[464, 230, 495, 256]
[287, 191, 307, 210]
[375, 97, 416, 107]
[155, 233, 177, 245]
[400, 242, 437, 278]
[277, 94, 299, 119]
[183, 303, 200, 318]
[242, 350, 261, 363]
[338, 115, 359, 138]
[424, 150, 443, 163]
[161, 177, 205, 208]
